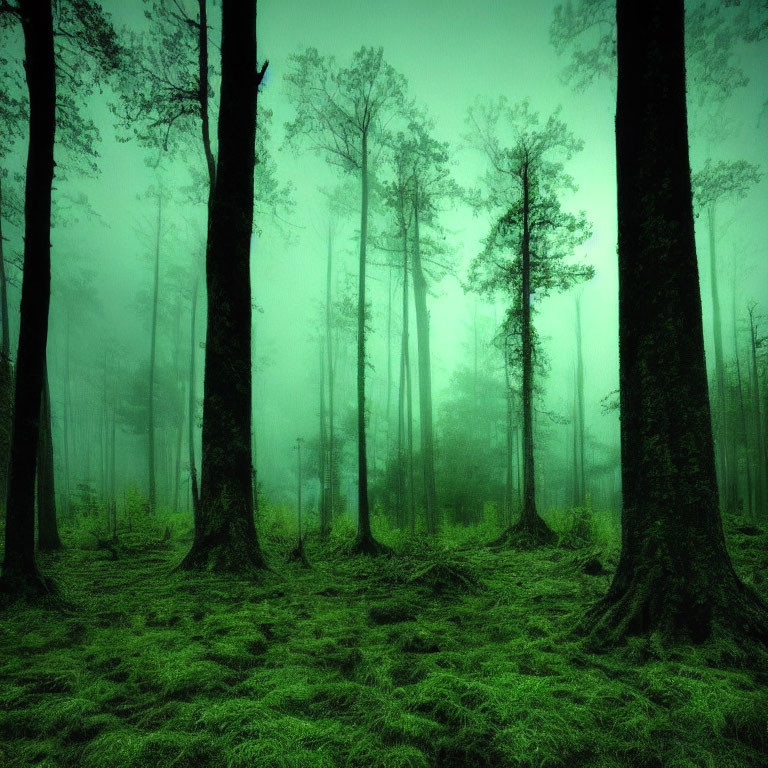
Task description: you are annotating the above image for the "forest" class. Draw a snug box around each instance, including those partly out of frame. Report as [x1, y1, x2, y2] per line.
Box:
[0, 0, 767, 766]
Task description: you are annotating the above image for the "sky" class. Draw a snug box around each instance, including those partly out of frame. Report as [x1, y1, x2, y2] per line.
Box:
[2, 0, 767, 513]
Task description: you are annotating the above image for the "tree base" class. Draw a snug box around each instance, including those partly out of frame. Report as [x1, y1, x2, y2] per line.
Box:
[489, 512, 557, 549]
[176, 538, 268, 575]
[0, 568, 58, 607]
[585, 561, 768, 650]
[287, 538, 311, 568]
[349, 532, 392, 557]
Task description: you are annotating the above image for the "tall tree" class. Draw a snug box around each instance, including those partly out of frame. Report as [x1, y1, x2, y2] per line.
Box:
[177, 0, 267, 572]
[0, 0, 56, 596]
[587, 0, 768, 644]
[36, 366, 60, 551]
[390, 118, 457, 535]
[285, 47, 405, 555]
[466, 99, 593, 546]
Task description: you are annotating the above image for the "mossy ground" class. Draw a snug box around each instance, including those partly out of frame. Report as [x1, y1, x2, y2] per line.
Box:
[1, 512, 766, 767]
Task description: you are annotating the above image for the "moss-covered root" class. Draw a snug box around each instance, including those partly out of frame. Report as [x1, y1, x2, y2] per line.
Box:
[349, 533, 392, 557]
[287, 539, 311, 568]
[585, 561, 768, 653]
[0, 567, 58, 608]
[490, 513, 557, 549]
[175, 536, 268, 575]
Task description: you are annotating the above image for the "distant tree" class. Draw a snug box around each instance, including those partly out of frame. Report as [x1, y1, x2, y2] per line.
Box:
[285, 46, 406, 555]
[465, 99, 593, 547]
[387, 116, 458, 535]
[177, 0, 267, 573]
[691, 159, 761, 514]
[587, 0, 768, 644]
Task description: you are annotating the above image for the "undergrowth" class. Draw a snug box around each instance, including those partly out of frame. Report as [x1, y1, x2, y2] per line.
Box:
[0, 511, 766, 767]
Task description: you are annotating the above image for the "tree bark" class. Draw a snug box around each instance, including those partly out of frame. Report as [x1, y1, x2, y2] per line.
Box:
[37, 365, 60, 551]
[0, 173, 12, 507]
[575, 294, 586, 506]
[148, 194, 161, 515]
[178, 0, 266, 573]
[188, 276, 200, 526]
[748, 308, 766, 520]
[1, 0, 56, 597]
[588, 0, 768, 645]
[352, 132, 385, 555]
[411, 183, 438, 534]
[325, 225, 334, 527]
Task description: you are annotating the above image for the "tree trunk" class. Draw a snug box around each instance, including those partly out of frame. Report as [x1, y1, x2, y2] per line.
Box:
[0, 173, 12, 506]
[494, 168, 555, 547]
[188, 276, 200, 525]
[575, 294, 586, 505]
[1, 0, 56, 597]
[748, 308, 767, 520]
[178, 0, 266, 573]
[325, 225, 335, 525]
[411, 184, 438, 535]
[198, 0, 216, 209]
[37, 365, 60, 551]
[148, 195, 160, 515]
[318, 339, 329, 536]
[352, 131, 385, 555]
[588, 0, 768, 645]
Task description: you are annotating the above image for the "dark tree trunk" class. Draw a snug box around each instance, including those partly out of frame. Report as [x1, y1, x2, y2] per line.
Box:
[37, 366, 60, 551]
[178, 0, 266, 573]
[748, 308, 766, 519]
[0, 173, 12, 506]
[1, 0, 56, 597]
[411, 186, 438, 535]
[325, 226, 334, 528]
[318, 339, 329, 536]
[575, 294, 586, 505]
[352, 132, 386, 555]
[494, 170, 555, 547]
[188, 276, 200, 524]
[197, 0, 216, 209]
[148, 195, 161, 515]
[588, 0, 768, 645]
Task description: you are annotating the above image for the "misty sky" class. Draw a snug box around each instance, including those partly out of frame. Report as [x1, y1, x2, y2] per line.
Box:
[2, 0, 766, 509]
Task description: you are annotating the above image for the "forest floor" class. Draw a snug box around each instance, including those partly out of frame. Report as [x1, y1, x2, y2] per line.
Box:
[0, 514, 767, 768]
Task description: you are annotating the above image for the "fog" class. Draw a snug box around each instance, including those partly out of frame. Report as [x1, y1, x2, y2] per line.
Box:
[1, 0, 766, 528]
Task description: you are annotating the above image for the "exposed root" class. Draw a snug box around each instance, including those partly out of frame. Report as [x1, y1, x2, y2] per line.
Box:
[176, 540, 268, 575]
[287, 538, 311, 568]
[349, 533, 392, 558]
[489, 513, 557, 550]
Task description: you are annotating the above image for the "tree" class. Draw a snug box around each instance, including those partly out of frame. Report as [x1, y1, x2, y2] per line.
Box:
[691, 159, 761, 514]
[388, 117, 458, 535]
[0, 0, 57, 596]
[587, 0, 768, 644]
[285, 47, 406, 555]
[177, 0, 267, 573]
[466, 99, 593, 546]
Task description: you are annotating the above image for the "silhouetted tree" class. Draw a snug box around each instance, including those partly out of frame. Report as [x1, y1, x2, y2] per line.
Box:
[177, 0, 267, 573]
[587, 0, 768, 644]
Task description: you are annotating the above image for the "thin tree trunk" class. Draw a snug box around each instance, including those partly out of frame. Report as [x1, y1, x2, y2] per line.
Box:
[37, 365, 60, 551]
[188, 276, 200, 525]
[178, 0, 266, 573]
[1, 0, 56, 596]
[575, 294, 586, 505]
[325, 225, 335, 524]
[148, 195, 161, 515]
[748, 307, 766, 519]
[504, 340, 514, 524]
[588, 0, 768, 643]
[411, 183, 438, 534]
[352, 131, 385, 555]
[319, 339, 329, 536]
[0, 172, 12, 505]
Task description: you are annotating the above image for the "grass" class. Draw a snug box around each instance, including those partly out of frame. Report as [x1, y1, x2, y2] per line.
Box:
[0, 510, 766, 767]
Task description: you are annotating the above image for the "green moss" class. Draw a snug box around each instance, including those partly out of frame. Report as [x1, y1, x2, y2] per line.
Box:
[0, 526, 765, 767]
